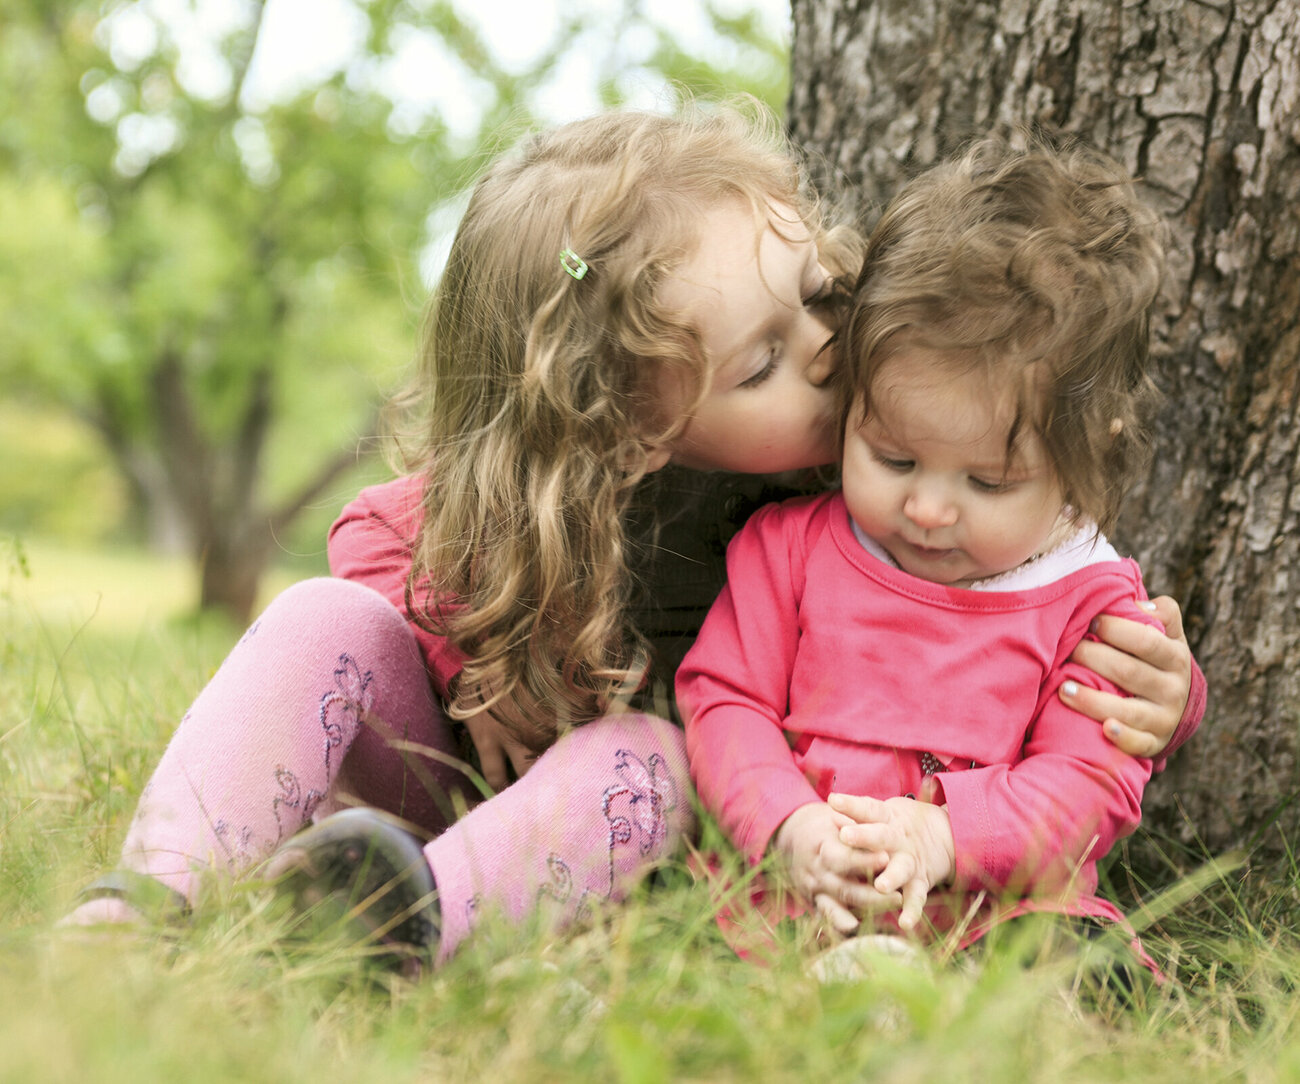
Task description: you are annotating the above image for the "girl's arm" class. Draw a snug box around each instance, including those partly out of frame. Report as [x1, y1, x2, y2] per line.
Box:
[1068, 595, 1206, 763]
[327, 477, 465, 687]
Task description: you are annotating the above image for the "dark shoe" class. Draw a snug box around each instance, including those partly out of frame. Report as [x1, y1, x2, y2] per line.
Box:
[72, 870, 191, 923]
[264, 808, 440, 976]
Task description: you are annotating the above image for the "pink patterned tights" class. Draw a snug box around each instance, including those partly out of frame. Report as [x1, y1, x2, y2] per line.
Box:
[65, 578, 694, 962]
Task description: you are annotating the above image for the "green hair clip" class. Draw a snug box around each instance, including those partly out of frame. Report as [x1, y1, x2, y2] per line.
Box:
[559, 248, 589, 280]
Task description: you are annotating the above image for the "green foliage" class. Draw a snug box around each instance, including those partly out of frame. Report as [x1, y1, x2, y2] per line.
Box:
[0, 400, 128, 541]
[0, 0, 789, 612]
[637, 3, 790, 110]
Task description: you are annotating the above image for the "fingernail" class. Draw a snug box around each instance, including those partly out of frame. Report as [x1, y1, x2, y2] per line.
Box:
[1062, 680, 1079, 698]
[1106, 721, 1122, 738]
[1138, 599, 1157, 611]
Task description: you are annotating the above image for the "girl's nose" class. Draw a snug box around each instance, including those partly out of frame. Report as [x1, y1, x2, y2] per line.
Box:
[903, 487, 958, 529]
[802, 318, 837, 387]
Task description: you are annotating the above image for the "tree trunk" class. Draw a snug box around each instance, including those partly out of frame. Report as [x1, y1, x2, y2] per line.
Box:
[89, 345, 374, 624]
[198, 525, 272, 624]
[789, 0, 1300, 858]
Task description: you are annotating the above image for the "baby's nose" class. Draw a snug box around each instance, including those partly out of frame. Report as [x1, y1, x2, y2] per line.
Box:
[903, 488, 958, 529]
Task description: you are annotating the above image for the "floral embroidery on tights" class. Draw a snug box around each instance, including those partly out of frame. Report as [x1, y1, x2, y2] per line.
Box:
[318, 653, 375, 782]
[222, 652, 377, 857]
[603, 748, 677, 863]
[532, 747, 680, 926]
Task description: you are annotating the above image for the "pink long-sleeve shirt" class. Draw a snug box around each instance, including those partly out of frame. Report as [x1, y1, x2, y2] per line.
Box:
[327, 474, 1204, 788]
[678, 491, 1166, 925]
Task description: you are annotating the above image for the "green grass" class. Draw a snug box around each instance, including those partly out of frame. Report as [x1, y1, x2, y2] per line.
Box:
[3, 538, 1300, 1082]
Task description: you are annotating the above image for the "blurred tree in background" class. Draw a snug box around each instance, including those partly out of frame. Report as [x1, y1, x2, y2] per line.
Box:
[0, 0, 787, 620]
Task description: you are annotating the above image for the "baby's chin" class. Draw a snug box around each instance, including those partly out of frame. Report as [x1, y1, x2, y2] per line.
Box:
[890, 548, 978, 587]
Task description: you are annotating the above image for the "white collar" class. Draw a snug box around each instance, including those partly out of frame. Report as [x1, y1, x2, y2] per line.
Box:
[850, 518, 1119, 591]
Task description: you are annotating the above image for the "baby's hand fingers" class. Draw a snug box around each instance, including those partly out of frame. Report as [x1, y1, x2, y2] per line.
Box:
[828, 792, 889, 824]
[896, 878, 930, 931]
[873, 850, 918, 897]
[837, 821, 898, 854]
[813, 892, 861, 935]
[834, 879, 904, 915]
[822, 837, 890, 882]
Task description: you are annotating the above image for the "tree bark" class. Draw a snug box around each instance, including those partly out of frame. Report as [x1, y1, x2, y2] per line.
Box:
[789, 0, 1300, 857]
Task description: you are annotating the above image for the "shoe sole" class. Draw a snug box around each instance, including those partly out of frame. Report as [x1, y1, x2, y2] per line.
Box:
[265, 808, 439, 972]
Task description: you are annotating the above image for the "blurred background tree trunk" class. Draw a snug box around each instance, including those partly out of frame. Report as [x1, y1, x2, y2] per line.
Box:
[788, 0, 1300, 859]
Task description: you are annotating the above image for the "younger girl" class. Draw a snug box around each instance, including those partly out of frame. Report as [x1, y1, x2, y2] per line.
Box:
[678, 138, 1187, 954]
[66, 107, 1202, 971]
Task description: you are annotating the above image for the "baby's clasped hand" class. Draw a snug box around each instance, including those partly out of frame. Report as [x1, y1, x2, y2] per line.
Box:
[828, 792, 955, 931]
[772, 801, 903, 934]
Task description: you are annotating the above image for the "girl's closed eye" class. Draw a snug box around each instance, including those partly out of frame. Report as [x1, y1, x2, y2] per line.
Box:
[803, 275, 833, 308]
[738, 348, 779, 389]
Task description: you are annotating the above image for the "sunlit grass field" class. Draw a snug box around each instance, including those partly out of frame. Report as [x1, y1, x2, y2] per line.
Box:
[2, 537, 1299, 1082]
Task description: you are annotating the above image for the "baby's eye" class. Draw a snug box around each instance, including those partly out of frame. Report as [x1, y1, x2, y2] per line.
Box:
[969, 475, 1012, 494]
[873, 452, 914, 472]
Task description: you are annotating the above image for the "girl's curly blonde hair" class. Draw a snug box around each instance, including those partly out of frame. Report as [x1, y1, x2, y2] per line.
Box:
[845, 138, 1166, 534]
[392, 102, 857, 749]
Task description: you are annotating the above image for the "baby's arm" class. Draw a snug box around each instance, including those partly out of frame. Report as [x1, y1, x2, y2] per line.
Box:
[681, 498, 892, 923]
[679, 504, 827, 862]
[824, 672, 1148, 926]
[833, 587, 1161, 909]
[938, 599, 1160, 895]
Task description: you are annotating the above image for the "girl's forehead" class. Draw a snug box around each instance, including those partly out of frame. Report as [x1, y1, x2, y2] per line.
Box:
[683, 194, 810, 258]
[664, 198, 815, 318]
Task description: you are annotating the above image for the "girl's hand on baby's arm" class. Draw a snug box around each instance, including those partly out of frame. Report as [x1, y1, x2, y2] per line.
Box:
[829, 793, 955, 931]
[1064, 594, 1192, 758]
[773, 802, 899, 934]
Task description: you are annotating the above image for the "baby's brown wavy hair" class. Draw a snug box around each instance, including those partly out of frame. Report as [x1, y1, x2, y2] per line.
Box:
[844, 137, 1166, 534]
[390, 101, 859, 749]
